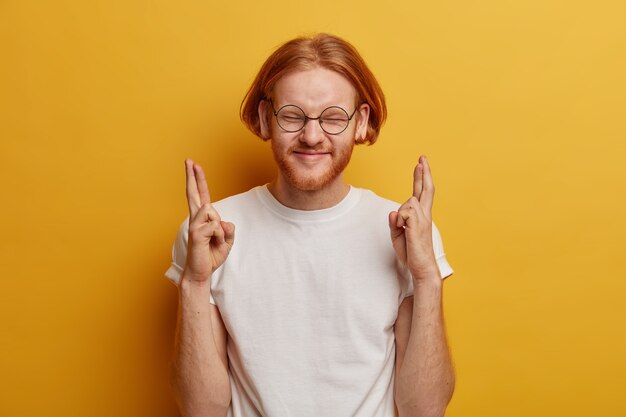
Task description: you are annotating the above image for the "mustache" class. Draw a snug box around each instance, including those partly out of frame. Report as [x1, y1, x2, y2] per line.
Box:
[288, 144, 333, 153]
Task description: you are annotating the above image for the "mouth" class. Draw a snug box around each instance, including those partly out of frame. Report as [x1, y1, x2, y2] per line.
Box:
[292, 150, 331, 161]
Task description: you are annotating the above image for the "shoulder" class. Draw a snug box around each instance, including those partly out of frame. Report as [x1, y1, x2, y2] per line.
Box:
[211, 186, 263, 217]
[348, 187, 401, 238]
[212, 186, 260, 207]
[353, 187, 402, 213]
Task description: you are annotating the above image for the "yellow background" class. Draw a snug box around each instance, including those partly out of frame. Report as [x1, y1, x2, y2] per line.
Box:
[1, 0, 625, 416]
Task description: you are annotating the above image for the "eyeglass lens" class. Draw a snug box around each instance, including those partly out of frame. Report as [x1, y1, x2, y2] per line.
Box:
[276, 105, 351, 134]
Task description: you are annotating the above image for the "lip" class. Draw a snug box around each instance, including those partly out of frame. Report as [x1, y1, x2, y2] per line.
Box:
[292, 151, 331, 161]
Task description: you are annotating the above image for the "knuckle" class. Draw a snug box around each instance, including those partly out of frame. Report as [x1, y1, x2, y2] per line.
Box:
[188, 228, 202, 242]
[207, 220, 220, 232]
[188, 221, 200, 233]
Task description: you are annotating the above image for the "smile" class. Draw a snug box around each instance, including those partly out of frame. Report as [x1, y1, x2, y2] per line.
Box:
[292, 151, 331, 161]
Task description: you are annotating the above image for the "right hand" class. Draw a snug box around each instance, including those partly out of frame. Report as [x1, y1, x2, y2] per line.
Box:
[183, 159, 235, 284]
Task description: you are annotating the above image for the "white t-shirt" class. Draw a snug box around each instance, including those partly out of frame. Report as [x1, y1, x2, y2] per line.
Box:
[165, 185, 453, 417]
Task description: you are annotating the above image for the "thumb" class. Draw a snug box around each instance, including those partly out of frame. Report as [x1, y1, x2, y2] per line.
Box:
[222, 221, 235, 246]
[388, 211, 403, 240]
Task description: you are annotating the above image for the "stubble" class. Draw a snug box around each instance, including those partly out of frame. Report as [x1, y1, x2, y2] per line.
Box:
[271, 140, 354, 191]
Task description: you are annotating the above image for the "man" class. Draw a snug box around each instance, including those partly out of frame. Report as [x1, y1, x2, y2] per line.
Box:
[165, 33, 455, 417]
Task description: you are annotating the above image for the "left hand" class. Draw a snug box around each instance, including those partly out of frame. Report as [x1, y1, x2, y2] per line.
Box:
[389, 155, 440, 281]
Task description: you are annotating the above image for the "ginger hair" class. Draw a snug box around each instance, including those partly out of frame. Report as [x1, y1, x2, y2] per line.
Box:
[240, 33, 386, 145]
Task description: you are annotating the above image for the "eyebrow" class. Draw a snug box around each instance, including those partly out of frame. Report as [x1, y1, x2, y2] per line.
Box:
[272, 101, 354, 114]
[271, 96, 354, 109]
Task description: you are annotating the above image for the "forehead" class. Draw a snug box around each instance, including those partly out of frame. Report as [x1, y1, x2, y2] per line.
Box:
[272, 67, 357, 110]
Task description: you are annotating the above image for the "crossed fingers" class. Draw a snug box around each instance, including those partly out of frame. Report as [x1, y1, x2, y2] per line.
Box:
[185, 159, 212, 218]
[392, 155, 435, 230]
[411, 155, 434, 220]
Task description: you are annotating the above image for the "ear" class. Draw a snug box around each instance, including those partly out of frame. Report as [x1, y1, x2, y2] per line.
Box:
[355, 103, 370, 143]
[258, 100, 271, 140]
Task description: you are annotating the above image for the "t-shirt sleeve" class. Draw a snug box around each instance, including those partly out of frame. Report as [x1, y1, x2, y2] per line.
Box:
[164, 217, 188, 286]
[164, 217, 217, 305]
[400, 221, 454, 299]
[432, 221, 454, 279]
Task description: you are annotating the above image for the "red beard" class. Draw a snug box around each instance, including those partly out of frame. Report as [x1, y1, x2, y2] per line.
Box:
[271, 140, 354, 191]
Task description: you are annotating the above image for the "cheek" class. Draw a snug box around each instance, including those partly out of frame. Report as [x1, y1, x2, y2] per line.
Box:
[270, 136, 293, 155]
[334, 137, 355, 154]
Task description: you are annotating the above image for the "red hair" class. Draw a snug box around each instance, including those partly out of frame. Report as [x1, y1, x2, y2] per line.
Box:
[240, 33, 387, 145]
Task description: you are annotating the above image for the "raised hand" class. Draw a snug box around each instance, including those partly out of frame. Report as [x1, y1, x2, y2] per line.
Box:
[183, 159, 235, 284]
[388, 155, 439, 280]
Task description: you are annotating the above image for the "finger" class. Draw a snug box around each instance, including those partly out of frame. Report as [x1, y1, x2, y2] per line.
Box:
[413, 162, 423, 200]
[190, 202, 222, 228]
[186, 159, 201, 217]
[188, 204, 223, 245]
[397, 197, 421, 229]
[222, 221, 235, 246]
[193, 163, 211, 205]
[419, 156, 435, 215]
[388, 211, 403, 239]
[192, 220, 221, 237]
[212, 221, 225, 244]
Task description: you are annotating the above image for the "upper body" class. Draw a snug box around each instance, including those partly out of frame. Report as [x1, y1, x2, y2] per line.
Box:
[168, 33, 456, 417]
[166, 184, 453, 416]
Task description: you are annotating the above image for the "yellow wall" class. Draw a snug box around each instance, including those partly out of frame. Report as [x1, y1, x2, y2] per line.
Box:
[2, 1, 625, 416]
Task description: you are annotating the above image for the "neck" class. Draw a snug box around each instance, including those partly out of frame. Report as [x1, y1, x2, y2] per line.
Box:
[267, 174, 350, 210]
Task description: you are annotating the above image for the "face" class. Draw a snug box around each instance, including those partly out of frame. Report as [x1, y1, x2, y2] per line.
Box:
[259, 67, 370, 192]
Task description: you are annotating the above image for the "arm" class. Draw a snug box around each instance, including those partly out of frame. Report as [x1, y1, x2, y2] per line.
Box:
[171, 160, 235, 417]
[394, 279, 454, 417]
[172, 277, 230, 417]
[390, 156, 455, 417]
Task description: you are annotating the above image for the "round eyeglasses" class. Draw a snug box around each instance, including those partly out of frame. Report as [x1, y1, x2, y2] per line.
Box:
[269, 99, 358, 135]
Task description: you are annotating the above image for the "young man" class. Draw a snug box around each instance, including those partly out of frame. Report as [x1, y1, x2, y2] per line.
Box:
[165, 33, 455, 417]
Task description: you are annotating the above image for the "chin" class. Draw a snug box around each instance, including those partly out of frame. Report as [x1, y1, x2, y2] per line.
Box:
[278, 153, 353, 191]
[271, 137, 355, 192]
[285, 170, 340, 191]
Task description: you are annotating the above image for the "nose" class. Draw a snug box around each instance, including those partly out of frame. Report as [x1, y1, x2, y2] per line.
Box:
[300, 118, 325, 147]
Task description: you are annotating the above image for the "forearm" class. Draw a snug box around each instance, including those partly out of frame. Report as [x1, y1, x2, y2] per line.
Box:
[396, 272, 455, 417]
[172, 274, 231, 417]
